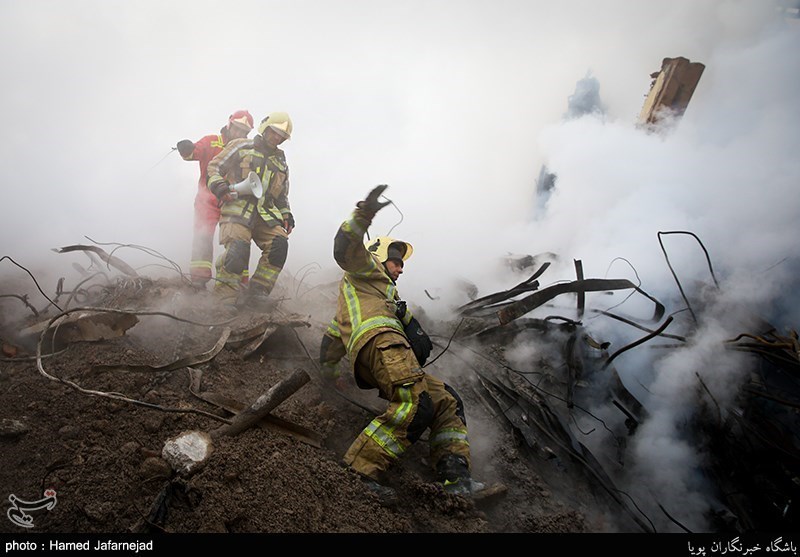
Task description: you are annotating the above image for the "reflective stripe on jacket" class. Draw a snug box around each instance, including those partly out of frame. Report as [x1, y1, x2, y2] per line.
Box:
[206, 137, 291, 227]
[181, 133, 225, 195]
[333, 207, 414, 366]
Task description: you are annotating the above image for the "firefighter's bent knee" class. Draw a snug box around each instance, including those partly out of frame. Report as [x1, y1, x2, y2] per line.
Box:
[268, 236, 288, 267]
[224, 240, 250, 274]
[407, 390, 434, 443]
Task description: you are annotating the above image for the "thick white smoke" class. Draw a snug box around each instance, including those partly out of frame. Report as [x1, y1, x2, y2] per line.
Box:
[494, 9, 800, 532]
[1, 0, 798, 532]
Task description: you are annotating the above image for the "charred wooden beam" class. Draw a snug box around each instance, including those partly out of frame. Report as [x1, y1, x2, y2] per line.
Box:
[497, 278, 665, 326]
[574, 260, 585, 319]
[186, 369, 323, 448]
[638, 57, 705, 128]
[457, 263, 550, 317]
[211, 369, 310, 438]
[476, 372, 654, 532]
[53, 245, 139, 277]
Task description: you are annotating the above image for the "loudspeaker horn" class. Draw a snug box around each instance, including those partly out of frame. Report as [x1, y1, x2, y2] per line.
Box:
[229, 171, 264, 199]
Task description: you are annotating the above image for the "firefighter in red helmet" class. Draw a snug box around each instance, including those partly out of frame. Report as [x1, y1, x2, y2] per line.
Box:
[176, 110, 254, 287]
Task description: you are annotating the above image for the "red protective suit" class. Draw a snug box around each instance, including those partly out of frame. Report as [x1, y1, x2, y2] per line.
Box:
[182, 132, 227, 285]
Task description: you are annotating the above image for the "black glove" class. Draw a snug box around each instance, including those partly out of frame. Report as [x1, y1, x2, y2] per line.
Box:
[356, 184, 391, 217]
[208, 180, 230, 202]
[405, 317, 433, 366]
[176, 139, 194, 158]
[284, 212, 295, 231]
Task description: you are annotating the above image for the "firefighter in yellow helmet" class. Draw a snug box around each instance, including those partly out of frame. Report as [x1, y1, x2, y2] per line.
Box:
[206, 112, 294, 310]
[320, 185, 483, 498]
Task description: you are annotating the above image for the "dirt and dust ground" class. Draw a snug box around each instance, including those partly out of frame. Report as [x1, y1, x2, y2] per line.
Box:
[0, 273, 630, 534]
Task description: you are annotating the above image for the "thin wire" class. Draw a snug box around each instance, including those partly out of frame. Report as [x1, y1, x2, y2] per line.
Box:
[657, 502, 692, 533]
[570, 413, 596, 436]
[586, 257, 643, 319]
[604, 257, 642, 285]
[656, 230, 719, 326]
[445, 339, 620, 441]
[603, 316, 675, 369]
[423, 318, 464, 368]
[0, 294, 40, 317]
[381, 195, 404, 236]
[762, 257, 788, 273]
[85, 236, 186, 280]
[0, 256, 62, 312]
[33, 308, 232, 424]
[293, 263, 322, 298]
[141, 148, 177, 177]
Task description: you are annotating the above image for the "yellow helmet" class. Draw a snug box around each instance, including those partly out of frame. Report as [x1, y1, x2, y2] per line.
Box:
[258, 111, 293, 139]
[365, 236, 413, 264]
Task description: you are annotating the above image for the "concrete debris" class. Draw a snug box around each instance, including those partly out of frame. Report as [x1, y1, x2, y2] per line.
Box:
[19, 311, 138, 352]
[0, 418, 30, 438]
[138, 456, 173, 480]
[161, 431, 214, 476]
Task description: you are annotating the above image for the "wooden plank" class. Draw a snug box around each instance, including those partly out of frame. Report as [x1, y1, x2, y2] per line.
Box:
[200, 391, 323, 448]
[638, 56, 705, 126]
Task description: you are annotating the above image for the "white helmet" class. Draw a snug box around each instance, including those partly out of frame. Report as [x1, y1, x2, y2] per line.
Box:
[258, 111, 292, 139]
[365, 236, 413, 264]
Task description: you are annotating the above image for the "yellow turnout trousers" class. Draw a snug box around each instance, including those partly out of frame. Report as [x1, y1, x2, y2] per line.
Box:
[343, 331, 470, 480]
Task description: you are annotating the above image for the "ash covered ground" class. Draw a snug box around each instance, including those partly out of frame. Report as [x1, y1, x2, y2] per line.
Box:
[0, 272, 615, 534]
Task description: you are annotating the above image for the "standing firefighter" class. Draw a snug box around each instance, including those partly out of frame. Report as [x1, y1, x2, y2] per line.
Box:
[176, 110, 254, 287]
[320, 185, 483, 497]
[206, 112, 294, 310]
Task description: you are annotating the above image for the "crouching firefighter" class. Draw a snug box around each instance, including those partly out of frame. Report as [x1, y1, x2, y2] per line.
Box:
[319, 184, 484, 497]
[206, 112, 295, 311]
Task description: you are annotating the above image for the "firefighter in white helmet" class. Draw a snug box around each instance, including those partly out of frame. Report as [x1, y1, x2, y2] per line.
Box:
[319, 185, 483, 499]
[206, 111, 294, 310]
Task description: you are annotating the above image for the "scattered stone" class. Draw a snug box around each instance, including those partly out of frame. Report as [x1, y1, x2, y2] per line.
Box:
[120, 441, 139, 456]
[82, 501, 113, 523]
[57, 424, 81, 439]
[138, 457, 172, 480]
[143, 390, 160, 404]
[106, 401, 124, 413]
[317, 402, 334, 420]
[140, 447, 160, 459]
[92, 419, 113, 435]
[142, 415, 164, 433]
[0, 418, 29, 438]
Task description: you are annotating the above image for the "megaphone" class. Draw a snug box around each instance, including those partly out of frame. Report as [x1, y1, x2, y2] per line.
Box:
[229, 171, 264, 199]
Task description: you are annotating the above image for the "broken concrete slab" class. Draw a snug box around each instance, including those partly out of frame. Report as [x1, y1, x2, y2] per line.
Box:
[20, 311, 138, 352]
[162, 431, 213, 476]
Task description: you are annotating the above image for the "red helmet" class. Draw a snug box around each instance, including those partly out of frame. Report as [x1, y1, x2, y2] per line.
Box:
[228, 110, 254, 131]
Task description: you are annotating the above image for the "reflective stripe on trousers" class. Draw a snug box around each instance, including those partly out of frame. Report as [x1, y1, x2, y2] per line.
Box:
[361, 385, 414, 459]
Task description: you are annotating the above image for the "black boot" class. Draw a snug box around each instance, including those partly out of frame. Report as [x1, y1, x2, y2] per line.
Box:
[436, 454, 485, 496]
[361, 478, 398, 507]
[236, 283, 276, 313]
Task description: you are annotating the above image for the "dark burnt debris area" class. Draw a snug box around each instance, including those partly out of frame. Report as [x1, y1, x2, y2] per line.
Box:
[1, 231, 798, 534]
